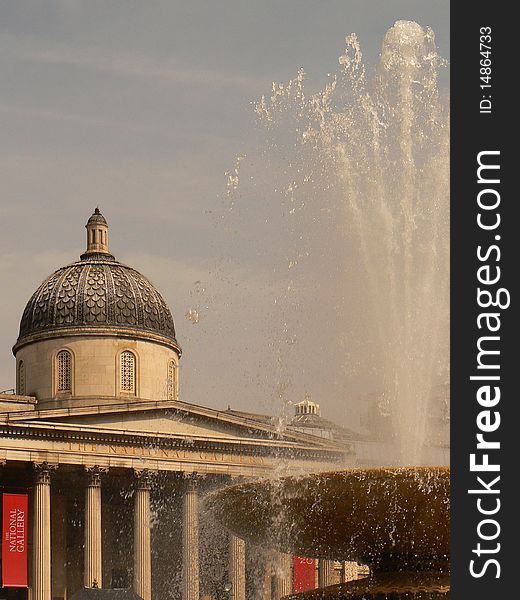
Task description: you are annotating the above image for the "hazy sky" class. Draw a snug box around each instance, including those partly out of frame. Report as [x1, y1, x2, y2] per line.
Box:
[0, 1, 449, 430]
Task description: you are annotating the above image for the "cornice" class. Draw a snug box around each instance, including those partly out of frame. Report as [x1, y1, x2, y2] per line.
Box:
[0, 420, 345, 462]
[4, 398, 347, 452]
[12, 326, 182, 355]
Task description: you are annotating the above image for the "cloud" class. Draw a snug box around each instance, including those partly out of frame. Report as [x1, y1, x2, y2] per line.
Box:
[0, 33, 261, 93]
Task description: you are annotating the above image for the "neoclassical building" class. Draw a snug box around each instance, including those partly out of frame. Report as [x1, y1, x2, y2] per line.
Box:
[0, 210, 351, 600]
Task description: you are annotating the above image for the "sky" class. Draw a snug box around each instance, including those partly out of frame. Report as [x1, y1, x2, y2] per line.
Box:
[0, 1, 449, 431]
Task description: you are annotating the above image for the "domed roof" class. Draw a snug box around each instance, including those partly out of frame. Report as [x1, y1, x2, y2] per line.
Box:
[86, 206, 108, 226]
[14, 210, 179, 353]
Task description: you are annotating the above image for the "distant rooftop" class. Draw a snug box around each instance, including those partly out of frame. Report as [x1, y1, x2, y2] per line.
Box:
[225, 395, 364, 445]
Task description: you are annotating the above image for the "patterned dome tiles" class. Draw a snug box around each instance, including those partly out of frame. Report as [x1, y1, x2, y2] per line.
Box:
[17, 256, 177, 347]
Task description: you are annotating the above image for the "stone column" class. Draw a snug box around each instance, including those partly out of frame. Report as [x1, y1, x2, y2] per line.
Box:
[84, 466, 106, 588]
[261, 555, 272, 600]
[229, 534, 246, 600]
[318, 559, 335, 588]
[33, 463, 55, 600]
[134, 470, 152, 600]
[182, 475, 200, 600]
[273, 552, 292, 600]
[52, 494, 67, 599]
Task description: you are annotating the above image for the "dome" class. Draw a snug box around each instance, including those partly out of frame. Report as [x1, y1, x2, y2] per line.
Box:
[13, 210, 179, 354]
[86, 206, 107, 226]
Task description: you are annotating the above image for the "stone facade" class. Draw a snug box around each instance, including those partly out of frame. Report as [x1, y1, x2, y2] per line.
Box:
[0, 210, 352, 600]
[15, 335, 179, 407]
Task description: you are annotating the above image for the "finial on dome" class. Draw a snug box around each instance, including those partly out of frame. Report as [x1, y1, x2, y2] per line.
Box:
[81, 208, 112, 259]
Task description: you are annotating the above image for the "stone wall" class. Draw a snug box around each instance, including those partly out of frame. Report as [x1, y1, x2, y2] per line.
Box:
[15, 335, 179, 404]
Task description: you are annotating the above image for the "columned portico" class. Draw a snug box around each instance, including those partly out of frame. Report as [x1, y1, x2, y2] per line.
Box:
[182, 475, 200, 600]
[229, 534, 246, 600]
[33, 462, 55, 600]
[134, 470, 152, 600]
[84, 466, 106, 588]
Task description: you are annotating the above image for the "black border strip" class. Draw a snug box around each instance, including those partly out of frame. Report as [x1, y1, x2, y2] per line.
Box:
[451, 4, 516, 597]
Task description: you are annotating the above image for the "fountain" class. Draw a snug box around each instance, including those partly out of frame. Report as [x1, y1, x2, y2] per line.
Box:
[210, 19, 450, 600]
[223, 20, 449, 466]
[206, 468, 450, 598]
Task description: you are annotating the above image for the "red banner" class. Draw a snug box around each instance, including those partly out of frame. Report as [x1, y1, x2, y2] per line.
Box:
[293, 556, 316, 593]
[2, 493, 28, 588]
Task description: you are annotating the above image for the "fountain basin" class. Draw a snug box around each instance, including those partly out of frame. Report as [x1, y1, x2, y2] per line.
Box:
[285, 571, 450, 599]
[206, 467, 449, 569]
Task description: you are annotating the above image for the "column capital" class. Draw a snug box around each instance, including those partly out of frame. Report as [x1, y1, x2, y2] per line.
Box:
[85, 465, 109, 487]
[182, 472, 205, 491]
[134, 469, 154, 490]
[33, 462, 57, 485]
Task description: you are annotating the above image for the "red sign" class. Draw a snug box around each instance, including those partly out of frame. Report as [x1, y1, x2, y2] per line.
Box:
[2, 494, 28, 588]
[293, 556, 316, 593]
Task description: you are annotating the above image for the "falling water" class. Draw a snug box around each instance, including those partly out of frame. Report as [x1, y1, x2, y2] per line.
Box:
[226, 21, 449, 466]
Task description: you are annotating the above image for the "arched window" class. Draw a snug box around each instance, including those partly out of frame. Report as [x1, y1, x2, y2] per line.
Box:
[17, 361, 25, 395]
[120, 351, 136, 394]
[167, 360, 178, 400]
[56, 350, 72, 392]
